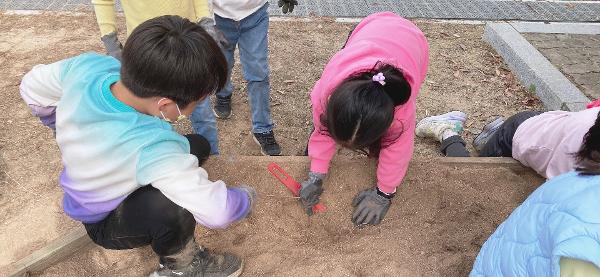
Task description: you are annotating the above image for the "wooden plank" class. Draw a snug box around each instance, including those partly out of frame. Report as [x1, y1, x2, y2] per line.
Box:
[10, 226, 92, 277]
[437, 157, 531, 172]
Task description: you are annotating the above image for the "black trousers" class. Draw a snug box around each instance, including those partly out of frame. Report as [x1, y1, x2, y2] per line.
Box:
[83, 134, 210, 256]
[442, 111, 542, 157]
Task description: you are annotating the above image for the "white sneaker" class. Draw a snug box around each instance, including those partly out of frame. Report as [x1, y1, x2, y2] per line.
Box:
[416, 111, 467, 142]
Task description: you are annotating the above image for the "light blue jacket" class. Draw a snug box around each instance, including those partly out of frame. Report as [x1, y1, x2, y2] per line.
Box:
[471, 171, 600, 277]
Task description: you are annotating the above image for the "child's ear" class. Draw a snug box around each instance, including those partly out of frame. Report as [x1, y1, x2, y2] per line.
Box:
[157, 97, 175, 109]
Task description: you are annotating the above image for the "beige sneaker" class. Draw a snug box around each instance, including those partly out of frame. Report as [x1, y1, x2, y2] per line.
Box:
[416, 111, 467, 142]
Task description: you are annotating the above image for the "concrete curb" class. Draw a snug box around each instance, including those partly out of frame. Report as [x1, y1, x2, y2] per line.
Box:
[510, 22, 600, 35]
[483, 23, 590, 111]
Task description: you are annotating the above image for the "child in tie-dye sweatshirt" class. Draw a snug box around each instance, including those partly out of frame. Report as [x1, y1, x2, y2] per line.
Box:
[20, 16, 252, 277]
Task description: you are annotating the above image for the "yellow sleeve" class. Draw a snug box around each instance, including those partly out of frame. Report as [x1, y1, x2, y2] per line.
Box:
[193, 0, 212, 21]
[561, 257, 600, 277]
[91, 0, 118, 37]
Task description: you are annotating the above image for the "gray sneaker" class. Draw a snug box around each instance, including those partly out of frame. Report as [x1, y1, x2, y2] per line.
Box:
[473, 116, 505, 152]
[150, 249, 243, 277]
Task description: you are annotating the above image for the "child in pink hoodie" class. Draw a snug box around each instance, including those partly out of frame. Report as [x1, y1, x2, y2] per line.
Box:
[300, 12, 429, 226]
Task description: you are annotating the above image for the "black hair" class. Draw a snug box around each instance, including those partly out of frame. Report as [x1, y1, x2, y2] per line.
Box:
[120, 15, 227, 107]
[319, 62, 411, 156]
[575, 110, 600, 175]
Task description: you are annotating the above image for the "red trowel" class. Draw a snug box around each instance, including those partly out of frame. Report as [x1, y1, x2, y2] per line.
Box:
[267, 162, 326, 214]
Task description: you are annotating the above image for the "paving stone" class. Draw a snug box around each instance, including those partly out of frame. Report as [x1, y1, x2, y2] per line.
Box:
[563, 64, 600, 74]
[1, 0, 600, 22]
[526, 33, 600, 101]
[573, 73, 600, 86]
[541, 50, 578, 67]
[582, 84, 600, 100]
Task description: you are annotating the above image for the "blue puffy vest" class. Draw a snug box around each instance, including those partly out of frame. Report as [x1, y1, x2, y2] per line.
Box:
[471, 171, 600, 277]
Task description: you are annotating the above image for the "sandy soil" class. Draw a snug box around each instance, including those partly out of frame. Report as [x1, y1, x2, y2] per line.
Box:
[0, 11, 543, 276]
[223, 18, 543, 157]
[39, 157, 544, 277]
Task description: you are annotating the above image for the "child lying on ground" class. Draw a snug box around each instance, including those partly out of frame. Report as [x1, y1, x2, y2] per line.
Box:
[415, 107, 600, 179]
[20, 16, 254, 277]
[470, 114, 600, 276]
[300, 12, 429, 226]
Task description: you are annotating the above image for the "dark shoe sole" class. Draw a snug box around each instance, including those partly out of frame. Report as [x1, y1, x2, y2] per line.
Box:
[212, 107, 232, 119]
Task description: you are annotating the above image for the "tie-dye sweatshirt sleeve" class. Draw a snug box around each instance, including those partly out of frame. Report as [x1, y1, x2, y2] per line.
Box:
[137, 135, 250, 229]
[19, 57, 78, 130]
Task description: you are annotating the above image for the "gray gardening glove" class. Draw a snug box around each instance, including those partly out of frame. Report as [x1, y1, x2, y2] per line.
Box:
[299, 172, 326, 215]
[278, 0, 298, 14]
[197, 17, 228, 49]
[101, 32, 123, 61]
[237, 185, 257, 217]
[351, 187, 392, 226]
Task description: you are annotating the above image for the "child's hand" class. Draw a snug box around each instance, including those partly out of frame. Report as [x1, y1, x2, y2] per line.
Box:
[278, 0, 298, 14]
[299, 172, 325, 215]
[351, 187, 392, 226]
[197, 17, 229, 49]
[101, 32, 123, 61]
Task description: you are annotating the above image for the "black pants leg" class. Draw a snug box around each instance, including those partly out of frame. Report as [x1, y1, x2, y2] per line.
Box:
[84, 186, 195, 256]
[184, 134, 211, 166]
[478, 111, 543, 157]
[440, 135, 471, 157]
[83, 134, 211, 256]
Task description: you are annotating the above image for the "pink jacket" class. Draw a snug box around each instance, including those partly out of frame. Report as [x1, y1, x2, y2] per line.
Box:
[512, 107, 599, 179]
[308, 12, 429, 193]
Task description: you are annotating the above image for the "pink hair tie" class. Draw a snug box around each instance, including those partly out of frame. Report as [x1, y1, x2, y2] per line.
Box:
[372, 72, 386, 86]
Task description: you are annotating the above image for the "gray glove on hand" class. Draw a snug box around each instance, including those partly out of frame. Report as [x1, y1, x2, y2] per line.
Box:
[101, 32, 123, 61]
[197, 17, 228, 49]
[351, 187, 392, 226]
[278, 0, 298, 14]
[299, 172, 326, 215]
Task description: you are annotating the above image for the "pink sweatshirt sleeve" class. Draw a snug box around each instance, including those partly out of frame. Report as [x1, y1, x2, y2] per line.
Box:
[376, 109, 416, 194]
[308, 80, 336, 174]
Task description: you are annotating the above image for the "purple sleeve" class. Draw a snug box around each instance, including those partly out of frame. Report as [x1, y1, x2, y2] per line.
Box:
[23, 103, 56, 130]
[225, 187, 251, 223]
[38, 108, 56, 130]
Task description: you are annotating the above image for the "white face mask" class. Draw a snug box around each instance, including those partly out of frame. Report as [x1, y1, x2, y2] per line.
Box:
[157, 98, 187, 123]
